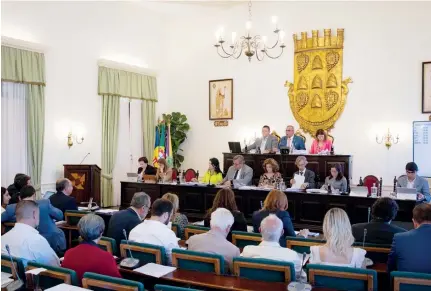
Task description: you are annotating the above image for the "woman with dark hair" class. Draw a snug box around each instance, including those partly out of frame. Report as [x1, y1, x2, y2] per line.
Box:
[310, 129, 332, 154]
[7, 173, 31, 204]
[204, 188, 247, 239]
[1, 187, 11, 213]
[322, 163, 347, 192]
[155, 158, 173, 182]
[258, 158, 283, 188]
[196, 158, 223, 185]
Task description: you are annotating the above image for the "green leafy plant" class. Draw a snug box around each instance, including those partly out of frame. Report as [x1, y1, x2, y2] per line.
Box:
[162, 112, 190, 169]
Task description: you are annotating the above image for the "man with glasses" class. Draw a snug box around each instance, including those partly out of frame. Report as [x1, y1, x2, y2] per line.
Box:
[278, 125, 306, 151]
[397, 162, 430, 203]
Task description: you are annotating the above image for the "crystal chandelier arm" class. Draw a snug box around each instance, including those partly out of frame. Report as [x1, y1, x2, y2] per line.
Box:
[263, 46, 284, 59]
[255, 49, 265, 61]
[216, 46, 234, 59]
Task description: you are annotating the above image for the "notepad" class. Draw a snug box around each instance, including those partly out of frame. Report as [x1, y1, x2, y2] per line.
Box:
[133, 263, 176, 278]
[1, 272, 13, 287]
[46, 283, 91, 291]
[25, 268, 47, 275]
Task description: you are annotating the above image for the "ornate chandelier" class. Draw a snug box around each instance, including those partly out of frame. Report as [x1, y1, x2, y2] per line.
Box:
[214, 1, 285, 62]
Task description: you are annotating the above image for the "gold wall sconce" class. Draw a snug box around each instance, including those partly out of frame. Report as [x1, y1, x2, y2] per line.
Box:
[67, 132, 84, 149]
[376, 128, 399, 149]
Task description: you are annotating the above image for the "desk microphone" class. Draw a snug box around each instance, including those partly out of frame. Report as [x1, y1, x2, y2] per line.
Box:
[80, 152, 90, 164]
[287, 252, 312, 291]
[5, 245, 24, 291]
[367, 207, 371, 223]
[119, 229, 140, 269]
[362, 229, 367, 247]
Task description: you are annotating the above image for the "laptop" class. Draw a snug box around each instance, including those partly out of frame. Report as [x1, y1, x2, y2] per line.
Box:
[228, 142, 242, 153]
[396, 187, 417, 200]
[279, 146, 290, 155]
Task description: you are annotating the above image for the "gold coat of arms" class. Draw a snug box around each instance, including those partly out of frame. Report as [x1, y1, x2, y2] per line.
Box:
[285, 29, 352, 135]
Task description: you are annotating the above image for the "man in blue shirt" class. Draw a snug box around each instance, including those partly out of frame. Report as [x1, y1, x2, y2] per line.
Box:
[278, 125, 306, 151]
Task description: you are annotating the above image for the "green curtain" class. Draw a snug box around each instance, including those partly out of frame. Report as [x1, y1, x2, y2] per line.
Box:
[101, 95, 120, 207]
[2, 46, 45, 197]
[141, 76, 158, 157]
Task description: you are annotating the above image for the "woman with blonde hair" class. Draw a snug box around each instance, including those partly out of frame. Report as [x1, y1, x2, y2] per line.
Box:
[310, 208, 366, 267]
[155, 158, 173, 183]
[162, 193, 188, 239]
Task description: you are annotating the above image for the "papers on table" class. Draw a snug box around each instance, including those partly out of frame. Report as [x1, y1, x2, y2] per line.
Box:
[295, 231, 320, 237]
[55, 220, 66, 225]
[25, 268, 47, 275]
[291, 174, 305, 189]
[96, 209, 119, 214]
[1, 272, 13, 288]
[46, 283, 91, 291]
[133, 263, 176, 278]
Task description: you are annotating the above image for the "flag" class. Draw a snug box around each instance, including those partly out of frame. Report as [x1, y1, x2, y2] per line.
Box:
[152, 123, 166, 167]
[165, 123, 173, 167]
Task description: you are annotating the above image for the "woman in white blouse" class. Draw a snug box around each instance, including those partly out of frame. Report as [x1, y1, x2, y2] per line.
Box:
[310, 208, 366, 268]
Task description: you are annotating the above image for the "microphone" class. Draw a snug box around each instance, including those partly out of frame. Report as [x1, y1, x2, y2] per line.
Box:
[362, 229, 367, 248]
[80, 153, 90, 164]
[119, 229, 140, 269]
[367, 207, 371, 223]
[287, 252, 311, 291]
[5, 245, 24, 291]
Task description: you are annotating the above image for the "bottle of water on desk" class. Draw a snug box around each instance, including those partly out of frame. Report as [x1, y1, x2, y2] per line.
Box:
[371, 183, 378, 198]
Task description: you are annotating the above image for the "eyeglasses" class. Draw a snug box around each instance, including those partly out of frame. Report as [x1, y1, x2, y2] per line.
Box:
[406, 171, 415, 174]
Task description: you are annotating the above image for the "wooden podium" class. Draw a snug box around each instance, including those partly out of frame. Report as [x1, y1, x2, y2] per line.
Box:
[64, 164, 101, 205]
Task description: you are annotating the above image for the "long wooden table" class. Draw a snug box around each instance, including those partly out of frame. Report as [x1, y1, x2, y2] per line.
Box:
[121, 182, 415, 231]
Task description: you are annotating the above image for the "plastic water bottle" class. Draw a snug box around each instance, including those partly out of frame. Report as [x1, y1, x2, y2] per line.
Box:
[371, 183, 378, 198]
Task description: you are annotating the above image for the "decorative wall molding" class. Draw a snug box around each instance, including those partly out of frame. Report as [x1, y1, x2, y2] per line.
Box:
[1, 36, 47, 53]
[97, 59, 158, 77]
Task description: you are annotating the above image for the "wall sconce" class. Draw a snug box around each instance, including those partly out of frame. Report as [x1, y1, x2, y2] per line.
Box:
[67, 132, 84, 149]
[376, 128, 399, 149]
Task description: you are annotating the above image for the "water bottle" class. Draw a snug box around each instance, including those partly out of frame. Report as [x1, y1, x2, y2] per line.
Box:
[371, 183, 378, 198]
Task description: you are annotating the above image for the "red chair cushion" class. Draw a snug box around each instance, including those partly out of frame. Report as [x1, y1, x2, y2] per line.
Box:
[184, 169, 196, 182]
[363, 175, 379, 195]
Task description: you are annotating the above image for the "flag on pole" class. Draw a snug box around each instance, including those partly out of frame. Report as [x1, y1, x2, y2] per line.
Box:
[165, 123, 173, 167]
[152, 123, 166, 167]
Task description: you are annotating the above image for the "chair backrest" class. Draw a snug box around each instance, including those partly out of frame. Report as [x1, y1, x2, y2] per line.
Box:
[120, 240, 166, 265]
[307, 264, 377, 291]
[154, 284, 202, 291]
[172, 249, 225, 275]
[26, 261, 78, 289]
[82, 272, 144, 291]
[327, 132, 335, 144]
[184, 225, 210, 240]
[295, 130, 306, 143]
[391, 271, 431, 291]
[1, 254, 25, 281]
[99, 236, 118, 256]
[231, 231, 262, 249]
[172, 168, 179, 180]
[285, 236, 325, 254]
[271, 131, 281, 143]
[352, 242, 391, 263]
[65, 210, 89, 226]
[233, 257, 295, 283]
[363, 175, 379, 195]
[1, 222, 15, 235]
[171, 223, 179, 238]
[184, 169, 196, 182]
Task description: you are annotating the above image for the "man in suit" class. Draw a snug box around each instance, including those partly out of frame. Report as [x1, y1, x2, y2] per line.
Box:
[352, 197, 406, 245]
[290, 156, 315, 189]
[106, 192, 151, 248]
[49, 178, 77, 215]
[1, 185, 66, 253]
[397, 162, 430, 203]
[246, 125, 278, 153]
[387, 203, 431, 273]
[279, 125, 306, 151]
[137, 156, 156, 176]
[221, 155, 253, 187]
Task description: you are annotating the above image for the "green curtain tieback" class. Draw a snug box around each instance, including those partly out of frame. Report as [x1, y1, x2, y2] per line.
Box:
[102, 173, 113, 180]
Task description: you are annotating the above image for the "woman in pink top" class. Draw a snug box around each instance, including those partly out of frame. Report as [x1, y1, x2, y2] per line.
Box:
[310, 129, 332, 154]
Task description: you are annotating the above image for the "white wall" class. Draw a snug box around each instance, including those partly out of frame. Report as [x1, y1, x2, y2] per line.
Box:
[162, 1, 431, 184]
[1, 1, 166, 195]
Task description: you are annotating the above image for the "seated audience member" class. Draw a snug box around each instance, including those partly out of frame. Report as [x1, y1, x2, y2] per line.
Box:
[187, 208, 240, 273]
[258, 158, 283, 188]
[155, 158, 173, 183]
[387, 203, 431, 273]
[242, 214, 302, 276]
[397, 162, 430, 203]
[1, 187, 11, 213]
[129, 198, 179, 265]
[310, 208, 366, 268]
[221, 155, 253, 187]
[49, 178, 78, 215]
[279, 125, 306, 151]
[204, 188, 247, 240]
[246, 125, 279, 153]
[290, 156, 316, 189]
[352, 197, 406, 244]
[162, 193, 188, 239]
[1, 200, 60, 267]
[137, 156, 156, 178]
[107, 192, 151, 248]
[194, 158, 223, 185]
[322, 163, 348, 193]
[62, 214, 121, 284]
[253, 190, 308, 246]
[7, 173, 31, 204]
[309, 129, 332, 155]
[2, 186, 66, 253]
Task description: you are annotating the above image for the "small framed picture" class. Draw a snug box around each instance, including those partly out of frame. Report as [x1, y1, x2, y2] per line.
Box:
[209, 79, 233, 120]
[422, 62, 431, 113]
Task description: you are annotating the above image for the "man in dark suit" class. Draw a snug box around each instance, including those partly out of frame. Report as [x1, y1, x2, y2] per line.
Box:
[387, 203, 431, 273]
[290, 156, 315, 189]
[352, 197, 406, 244]
[137, 157, 156, 176]
[49, 178, 78, 215]
[106, 192, 151, 248]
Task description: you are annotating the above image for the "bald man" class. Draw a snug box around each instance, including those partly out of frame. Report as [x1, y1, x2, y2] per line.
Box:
[1, 200, 60, 267]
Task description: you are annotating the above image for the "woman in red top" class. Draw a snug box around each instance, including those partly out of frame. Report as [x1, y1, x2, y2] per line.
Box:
[62, 214, 121, 284]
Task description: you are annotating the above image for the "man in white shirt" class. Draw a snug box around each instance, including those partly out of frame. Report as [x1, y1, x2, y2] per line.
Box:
[241, 214, 302, 276]
[246, 125, 279, 154]
[129, 198, 179, 265]
[1, 200, 60, 267]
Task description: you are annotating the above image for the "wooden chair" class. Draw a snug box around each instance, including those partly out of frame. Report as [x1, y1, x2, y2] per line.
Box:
[1, 254, 25, 281]
[82, 272, 144, 291]
[363, 175, 380, 195]
[154, 284, 203, 291]
[184, 169, 197, 182]
[295, 130, 307, 143]
[184, 225, 210, 240]
[285, 236, 325, 254]
[26, 261, 78, 289]
[64, 210, 88, 226]
[233, 257, 295, 283]
[172, 249, 225, 275]
[120, 240, 166, 265]
[171, 223, 179, 238]
[307, 264, 377, 291]
[231, 231, 262, 248]
[271, 130, 281, 143]
[78, 236, 117, 256]
[391, 271, 431, 291]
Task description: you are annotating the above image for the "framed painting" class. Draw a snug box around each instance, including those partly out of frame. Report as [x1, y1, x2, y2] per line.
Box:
[423, 62, 431, 113]
[209, 79, 233, 120]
